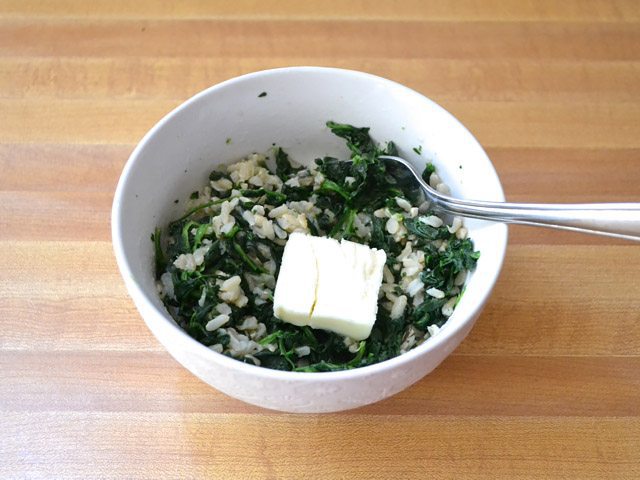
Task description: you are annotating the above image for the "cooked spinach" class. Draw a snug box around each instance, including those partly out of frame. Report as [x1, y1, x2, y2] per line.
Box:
[274, 147, 301, 181]
[154, 121, 480, 372]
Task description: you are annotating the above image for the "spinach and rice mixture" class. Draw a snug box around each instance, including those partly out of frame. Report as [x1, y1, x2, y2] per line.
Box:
[154, 122, 479, 372]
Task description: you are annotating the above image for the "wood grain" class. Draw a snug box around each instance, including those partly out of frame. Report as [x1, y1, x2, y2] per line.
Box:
[2, 413, 639, 479]
[1, 1, 639, 478]
[3, 20, 640, 61]
[2, 0, 640, 22]
[2, 97, 640, 148]
[4, 58, 640, 103]
[2, 351, 640, 417]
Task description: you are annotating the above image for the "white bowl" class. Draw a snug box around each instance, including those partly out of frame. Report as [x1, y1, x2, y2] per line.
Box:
[112, 67, 507, 413]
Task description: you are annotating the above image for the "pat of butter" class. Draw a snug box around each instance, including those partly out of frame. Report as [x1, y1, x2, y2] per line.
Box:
[272, 232, 317, 326]
[273, 232, 386, 340]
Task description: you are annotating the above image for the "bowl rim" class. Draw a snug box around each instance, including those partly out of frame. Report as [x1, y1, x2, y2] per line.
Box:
[112, 66, 508, 382]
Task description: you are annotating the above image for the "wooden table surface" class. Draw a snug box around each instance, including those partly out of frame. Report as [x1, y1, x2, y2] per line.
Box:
[2, 1, 640, 478]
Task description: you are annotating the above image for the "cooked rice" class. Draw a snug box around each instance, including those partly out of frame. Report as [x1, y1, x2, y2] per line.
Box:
[157, 149, 473, 366]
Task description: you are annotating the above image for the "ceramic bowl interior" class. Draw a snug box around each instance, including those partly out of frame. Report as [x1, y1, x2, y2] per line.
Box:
[112, 67, 508, 412]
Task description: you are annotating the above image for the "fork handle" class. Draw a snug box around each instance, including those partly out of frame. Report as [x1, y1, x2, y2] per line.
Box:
[434, 197, 640, 242]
